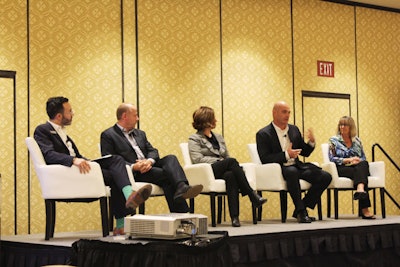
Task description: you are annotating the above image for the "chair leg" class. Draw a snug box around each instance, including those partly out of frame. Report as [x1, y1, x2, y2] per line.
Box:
[372, 188, 377, 215]
[252, 204, 257, 224]
[380, 188, 386, 218]
[189, 198, 195, 213]
[139, 203, 145, 214]
[217, 196, 222, 224]
[317, 198, 322, 220]
[280, 191, 287, 223]
[100, 197, 109, 237]
[210, 193, 216, 227]
[108, 197, 113, 231]
[334, 189, 339, 219]
[44, 200, 54, 240]
[257, 191, 262, 221]
[327, 189, 331, 218]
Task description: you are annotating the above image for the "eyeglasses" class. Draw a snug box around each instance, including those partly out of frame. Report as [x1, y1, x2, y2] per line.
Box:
[339, 123, 349, 127]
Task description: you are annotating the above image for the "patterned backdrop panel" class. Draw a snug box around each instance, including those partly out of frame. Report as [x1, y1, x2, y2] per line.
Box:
[137, 0, 222, 215]
[222, 0, 293, 164]
[0, 0, 30, 236]
[293, 0, 357, 126]
[356, 8, 400, 214]
[221, 0, 293, 221]
[28, 0, 125, 234]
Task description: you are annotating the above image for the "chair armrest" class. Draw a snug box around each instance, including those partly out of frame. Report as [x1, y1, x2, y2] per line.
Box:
[369, 161, 385, 179]
[183, 163, 217, 192]
[321, 162, 340, 187]
[240, 162, 257, 189]
[35, 161, 107, 199]
[254, 163, 287, 190]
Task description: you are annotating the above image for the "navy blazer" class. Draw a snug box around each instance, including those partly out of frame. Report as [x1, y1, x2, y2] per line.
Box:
[256, 122, 314, 166]
[100, 124, 159, 165]
[34, 122, 84, 167]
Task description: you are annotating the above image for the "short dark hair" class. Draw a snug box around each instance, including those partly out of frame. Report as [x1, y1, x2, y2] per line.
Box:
[192, 106, 215, 131]
[46, 96, 69, 119]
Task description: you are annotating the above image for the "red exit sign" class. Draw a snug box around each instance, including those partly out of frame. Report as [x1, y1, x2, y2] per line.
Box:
[317, 61, 334, 77]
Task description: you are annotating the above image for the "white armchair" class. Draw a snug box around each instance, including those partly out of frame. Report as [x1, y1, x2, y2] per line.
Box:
[179, 143, 257, 226]
[97, 144, 164, 218]
[26, 137, 109, 240]
[321, 143, 386, 219]
[247, 144, 322, 222]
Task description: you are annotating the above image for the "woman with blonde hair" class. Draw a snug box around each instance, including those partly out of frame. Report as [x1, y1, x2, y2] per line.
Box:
[328, 116, 375, 219]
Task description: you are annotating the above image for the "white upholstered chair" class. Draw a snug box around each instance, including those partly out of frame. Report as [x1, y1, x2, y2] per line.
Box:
[126, 165, 164, 214]
[97, 144, 164, 218]
[26, 137, 109, 240]
[320, 143, 386, 219]
[247, 143, 322, 222]
[179, 143, 257, 226]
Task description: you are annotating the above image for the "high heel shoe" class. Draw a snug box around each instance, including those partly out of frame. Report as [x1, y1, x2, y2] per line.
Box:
[231, 217, 241, 227]
[361, 214, 376, 220]
[249, 191, 267, 208]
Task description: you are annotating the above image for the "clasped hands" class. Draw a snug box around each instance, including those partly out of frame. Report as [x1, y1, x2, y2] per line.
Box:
[132, 159, 153, 173]
[344, 156, 361, 165]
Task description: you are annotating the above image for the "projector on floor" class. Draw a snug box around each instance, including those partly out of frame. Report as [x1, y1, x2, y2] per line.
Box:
[124, 213, 208, 240]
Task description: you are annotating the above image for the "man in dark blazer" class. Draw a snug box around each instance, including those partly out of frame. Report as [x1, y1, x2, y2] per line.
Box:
[34, 96, 152, 235]
[100, 103, 203, 213]
[256, 101, 331, 223]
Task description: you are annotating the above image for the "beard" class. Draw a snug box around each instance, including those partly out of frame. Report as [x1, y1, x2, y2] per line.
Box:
[61, 116, 72, 126]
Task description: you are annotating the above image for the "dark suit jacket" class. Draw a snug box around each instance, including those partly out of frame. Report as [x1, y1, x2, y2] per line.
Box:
[100, 124, 159, 165]
[256, 122, 314, 166]
[34, 122, 84, 166]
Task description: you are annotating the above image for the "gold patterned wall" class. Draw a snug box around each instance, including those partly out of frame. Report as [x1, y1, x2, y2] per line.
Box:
[356, 7, 400, 213]
[1, 0, 399, 236]
[221, 0, 293, 220]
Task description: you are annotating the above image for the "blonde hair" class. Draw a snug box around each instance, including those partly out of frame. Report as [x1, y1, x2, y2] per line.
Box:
[337, 116, 357, 138]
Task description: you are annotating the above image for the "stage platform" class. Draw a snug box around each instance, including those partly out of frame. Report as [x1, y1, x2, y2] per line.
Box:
[2, 215, 400, 267]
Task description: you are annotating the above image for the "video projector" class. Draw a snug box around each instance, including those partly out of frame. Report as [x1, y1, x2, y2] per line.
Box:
[124, 213, 208, 240]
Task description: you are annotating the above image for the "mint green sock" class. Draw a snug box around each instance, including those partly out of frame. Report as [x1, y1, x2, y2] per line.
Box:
[116, 217, 124, 229]
[122, 185, 133, 200]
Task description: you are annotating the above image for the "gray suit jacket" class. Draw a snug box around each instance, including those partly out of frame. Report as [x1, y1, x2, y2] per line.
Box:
[188, 131, 229, 164]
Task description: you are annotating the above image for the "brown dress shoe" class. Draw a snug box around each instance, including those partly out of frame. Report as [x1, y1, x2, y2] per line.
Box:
[125, 184, 152, 209]
[113, 227, 125, 236]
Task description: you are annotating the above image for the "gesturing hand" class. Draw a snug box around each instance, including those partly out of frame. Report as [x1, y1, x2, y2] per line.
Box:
[287, 143, 302, 159]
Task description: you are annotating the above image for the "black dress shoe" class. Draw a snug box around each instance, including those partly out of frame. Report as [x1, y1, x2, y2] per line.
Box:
[297, 210, 312, 223]
[353, 191, 368, 200]
[173, 183, 203, 200]
[231, 217, 241, 227]
[249, 191, 267, 208]
[292, 210, 316, 221]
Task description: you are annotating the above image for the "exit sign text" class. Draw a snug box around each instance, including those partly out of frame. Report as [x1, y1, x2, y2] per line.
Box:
[317, 61, 334, 77]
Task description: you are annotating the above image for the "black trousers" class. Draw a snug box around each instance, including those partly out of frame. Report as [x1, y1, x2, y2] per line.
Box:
[337, 160, 371, 209]
[99, 154, 135, 219]
[135, 155, 190, 213]
[211, 158, 254, 219]
[282, 164, 331, 214]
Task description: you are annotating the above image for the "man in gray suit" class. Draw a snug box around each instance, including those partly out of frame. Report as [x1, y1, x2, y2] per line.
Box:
[101, 103, 203, 213]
